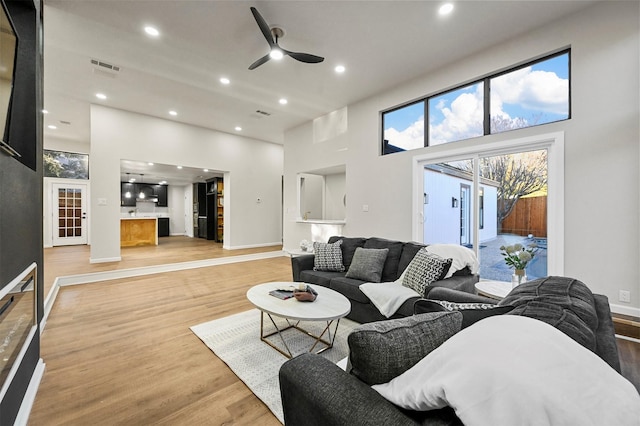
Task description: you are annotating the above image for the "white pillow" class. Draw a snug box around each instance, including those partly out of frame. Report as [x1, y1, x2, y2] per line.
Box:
[372, 315, 640, 426]
[425, 244, 479, 278]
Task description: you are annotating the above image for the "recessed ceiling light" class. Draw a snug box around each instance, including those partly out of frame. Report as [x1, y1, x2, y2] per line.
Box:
[439, 3, 454, 15]
[42, 109, 48, 114]
[47, 125, 57, 129]
[235, 126, 242, 131]
[144, 26, 160, 37]
[335, 65, 346, 73]
[203, 169, 209, 172]
[220, 77, 230, 85]
[129, 178, 136, 183]
[177, 166, 183, 169]
[169, 110, 177, 116]
[148, 162, 154, 166]
[96, 93, 107, 100]
[279, 98, 288, 105]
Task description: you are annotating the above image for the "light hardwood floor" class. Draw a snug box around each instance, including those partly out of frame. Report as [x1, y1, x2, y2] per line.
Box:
[32, 237, 288, 425]
[30, 237, 640, 424]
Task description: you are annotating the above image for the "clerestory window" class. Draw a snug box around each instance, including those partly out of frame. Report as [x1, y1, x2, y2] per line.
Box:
[382, 50, 570, 155]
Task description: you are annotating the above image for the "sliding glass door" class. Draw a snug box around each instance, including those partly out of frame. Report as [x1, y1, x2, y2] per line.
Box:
[416, 133, 562, 282]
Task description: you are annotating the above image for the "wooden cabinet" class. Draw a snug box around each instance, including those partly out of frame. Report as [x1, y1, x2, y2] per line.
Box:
[205, 178, 224, 242]
[216, 179, 224, 243]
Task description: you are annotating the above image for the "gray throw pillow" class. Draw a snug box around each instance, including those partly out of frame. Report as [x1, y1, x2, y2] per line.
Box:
[347, 311, 462, 385]
[344, 247, 389, 282]
[312, 240, 345, 272]
[402, 249, 452, 296]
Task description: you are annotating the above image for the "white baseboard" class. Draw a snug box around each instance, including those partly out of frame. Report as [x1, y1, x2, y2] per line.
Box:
[609, 303, 640, 318]
[41, 278, 61, 332]
[57, 251, 287, 288]
[225, 241, 283, 250]
[14, 359, 45, 426]
[89, 256, 122, 263]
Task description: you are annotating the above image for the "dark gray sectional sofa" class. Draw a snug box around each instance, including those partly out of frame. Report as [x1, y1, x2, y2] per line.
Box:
[291, 236, 479, 323]
[280, 277, 624, 425]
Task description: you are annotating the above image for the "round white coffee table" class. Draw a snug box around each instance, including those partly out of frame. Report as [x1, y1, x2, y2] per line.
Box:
[246, 281, 351, 358]
[475, 280, 513, 300]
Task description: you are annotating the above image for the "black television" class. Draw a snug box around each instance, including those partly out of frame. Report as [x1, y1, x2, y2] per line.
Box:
[0, 0, 18, 159]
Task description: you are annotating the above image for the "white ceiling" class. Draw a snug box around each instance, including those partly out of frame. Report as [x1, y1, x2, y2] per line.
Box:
[43, 0, 596, 184]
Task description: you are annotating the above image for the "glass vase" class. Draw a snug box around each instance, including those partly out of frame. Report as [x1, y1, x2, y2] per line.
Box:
[512, 269, 527, 288]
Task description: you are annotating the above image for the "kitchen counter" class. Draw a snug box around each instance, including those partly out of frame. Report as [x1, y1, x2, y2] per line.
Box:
[120, 218, 158, 247]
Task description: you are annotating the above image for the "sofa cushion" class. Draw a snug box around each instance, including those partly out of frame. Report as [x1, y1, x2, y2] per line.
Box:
[300, 270, 345, 288]
[414, 299, 514, 329]
[328, 236, 366, 270]
[313, 240, 345, 272]
[347, 311, 462, 386]
[330, 277, 371, 304]
[345, 247, 389, 283]
[397, 242, 426, 276]
[362, 238, 405, 282]
[402, 249, 452, 296]
[498, 276, 599, 352]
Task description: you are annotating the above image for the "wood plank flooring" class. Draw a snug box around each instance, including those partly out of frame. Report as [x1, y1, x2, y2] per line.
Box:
[30, 237, 640, 424]
[33, 237, 288, 425]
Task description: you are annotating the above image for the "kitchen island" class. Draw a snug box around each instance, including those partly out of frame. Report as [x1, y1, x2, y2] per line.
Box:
[120, 217, 158, 247]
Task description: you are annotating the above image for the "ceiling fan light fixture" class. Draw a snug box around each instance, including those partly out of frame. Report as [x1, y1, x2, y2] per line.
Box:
[269, 48, 284, 60]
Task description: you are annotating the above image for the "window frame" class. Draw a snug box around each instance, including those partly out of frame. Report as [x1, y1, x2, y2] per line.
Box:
[382, 49, 571, 155]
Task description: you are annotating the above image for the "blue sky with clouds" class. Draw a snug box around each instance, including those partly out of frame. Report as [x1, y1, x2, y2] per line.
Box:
[384, 53, 569, 150]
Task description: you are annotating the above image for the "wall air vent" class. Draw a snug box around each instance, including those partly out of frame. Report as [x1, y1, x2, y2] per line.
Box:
[255, 110, 271, 116]
[90, 58, 121, 72]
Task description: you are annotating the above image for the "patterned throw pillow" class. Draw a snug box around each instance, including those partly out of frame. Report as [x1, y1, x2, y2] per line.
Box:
[313, 240, 345, 272]
[414, 299, 514, 329]
[401, 249, 452, 296]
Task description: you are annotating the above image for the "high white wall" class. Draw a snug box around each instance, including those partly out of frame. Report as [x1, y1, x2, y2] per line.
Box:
[90, 105, 283, 261]
[283, 2, 639, 314]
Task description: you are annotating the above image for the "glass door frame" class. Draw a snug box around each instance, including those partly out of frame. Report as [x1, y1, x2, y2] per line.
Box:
[412, 131, 565, 276]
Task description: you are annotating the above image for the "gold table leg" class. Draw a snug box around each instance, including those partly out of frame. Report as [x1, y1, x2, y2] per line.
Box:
[259, 311, 341, 359]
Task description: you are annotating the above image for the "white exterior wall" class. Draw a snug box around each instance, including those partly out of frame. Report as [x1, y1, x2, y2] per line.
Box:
[283, 2, 639, 315]
[422, 171, 499, 245]
[90, 106, 283, 261]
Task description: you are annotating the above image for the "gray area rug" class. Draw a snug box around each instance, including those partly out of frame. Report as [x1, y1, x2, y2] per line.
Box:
[190, 309, 358, 423]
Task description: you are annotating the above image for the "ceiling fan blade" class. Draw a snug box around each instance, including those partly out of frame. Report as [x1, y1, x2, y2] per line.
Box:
[248, 53, 271, 70]
[250, 7, 275, 48]
[283, 49, 325, 64]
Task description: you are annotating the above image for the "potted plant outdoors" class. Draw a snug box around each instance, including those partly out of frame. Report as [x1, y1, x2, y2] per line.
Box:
[500, 243, 538, 287]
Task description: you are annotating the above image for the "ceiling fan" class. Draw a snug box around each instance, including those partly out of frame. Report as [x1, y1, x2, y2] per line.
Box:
[248, 6, 324, 70]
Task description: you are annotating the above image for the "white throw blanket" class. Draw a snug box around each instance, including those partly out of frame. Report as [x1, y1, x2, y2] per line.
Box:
[425, 244, 479, 278]
[373, 315, 640, 426]
[360, 271, 420, 318]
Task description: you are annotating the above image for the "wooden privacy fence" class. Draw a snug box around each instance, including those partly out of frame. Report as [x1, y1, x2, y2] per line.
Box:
[500, 196, 547, 237]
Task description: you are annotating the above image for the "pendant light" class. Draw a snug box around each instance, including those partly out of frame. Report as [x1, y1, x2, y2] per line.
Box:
[138, 174, 145, 199]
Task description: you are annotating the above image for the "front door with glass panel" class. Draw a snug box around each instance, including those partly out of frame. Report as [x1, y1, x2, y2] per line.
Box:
[52, 183, 88, 246]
